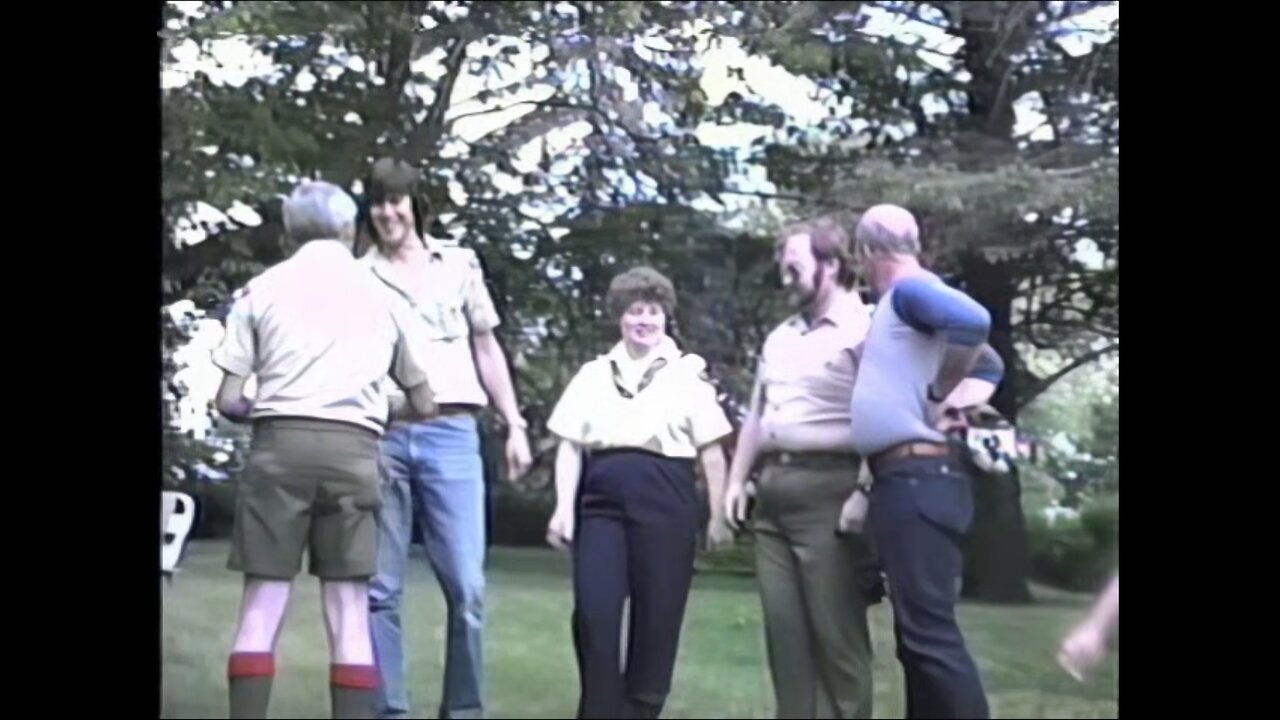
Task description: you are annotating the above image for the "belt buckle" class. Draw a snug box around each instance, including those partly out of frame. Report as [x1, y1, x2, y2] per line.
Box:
[778, 451, 793, 465]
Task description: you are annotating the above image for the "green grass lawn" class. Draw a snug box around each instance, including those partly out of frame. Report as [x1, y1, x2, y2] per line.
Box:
[163, 541, 1117, 719]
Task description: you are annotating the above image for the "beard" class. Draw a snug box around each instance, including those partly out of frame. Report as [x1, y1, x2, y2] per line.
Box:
[788, 265, 826, 310]
[788, 287, 815, 308]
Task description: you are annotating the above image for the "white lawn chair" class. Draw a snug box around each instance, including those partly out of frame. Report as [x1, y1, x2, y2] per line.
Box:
[162, 491, 197, 576]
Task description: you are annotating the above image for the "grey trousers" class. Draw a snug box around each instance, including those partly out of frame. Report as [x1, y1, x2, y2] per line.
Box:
[753, 462, 875, 719]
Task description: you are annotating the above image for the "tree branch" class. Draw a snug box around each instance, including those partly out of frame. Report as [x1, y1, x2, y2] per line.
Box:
[715, 188, 810, 202]
[1052, 1, 1115, 25]
[409, 34, 470, 159]
[375, 1, 427, 130]
[884, 3, 955, 32]
[445, 100, 549, 130]
[450, 76, 536, 108]
[1018, 342, 1118, 409]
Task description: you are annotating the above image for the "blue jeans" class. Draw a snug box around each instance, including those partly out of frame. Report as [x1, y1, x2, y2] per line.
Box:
[370, 415, 486, 720]
[868, 456, 988, 719]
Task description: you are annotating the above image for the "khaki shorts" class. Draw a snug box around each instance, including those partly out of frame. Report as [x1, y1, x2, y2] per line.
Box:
[228, 418, 382, 580]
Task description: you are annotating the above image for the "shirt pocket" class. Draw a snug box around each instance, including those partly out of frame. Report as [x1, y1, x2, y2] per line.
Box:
[414, 296, 470, 341]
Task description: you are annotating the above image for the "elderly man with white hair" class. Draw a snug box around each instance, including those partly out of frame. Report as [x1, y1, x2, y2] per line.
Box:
[847, 204, 1004, 719]
[211, 181, 438, 719]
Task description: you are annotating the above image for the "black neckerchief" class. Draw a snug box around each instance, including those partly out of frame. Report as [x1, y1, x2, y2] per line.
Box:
[609, 356, 670, 399]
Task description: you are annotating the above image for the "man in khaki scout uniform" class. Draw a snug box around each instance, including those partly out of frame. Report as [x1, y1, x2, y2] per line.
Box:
[212, 181, 438, 720]
[724, 217, 877, 719]
[358, 158, 532, 720]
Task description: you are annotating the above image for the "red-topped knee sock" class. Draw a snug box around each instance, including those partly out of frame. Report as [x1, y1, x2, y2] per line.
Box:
[228, 652, 275, 719]
[330, 664, 379, 720]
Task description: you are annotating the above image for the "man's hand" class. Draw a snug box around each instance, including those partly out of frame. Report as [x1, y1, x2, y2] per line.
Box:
[546, 507, 574, 551]
[504, 427, 533, 482]
[471, 330, 531, 476]
[929, 397, 968, 434]
[931, 376, 1000, 433]
[837, 489, 870, 535]
[215, 374, 254, 423]
[1058, 620, 1108, 681]
[389, 397, 439, 424]
[706, 516, 735, 551]
[724, 480, 751, 530]
[218, 398, 255, 424]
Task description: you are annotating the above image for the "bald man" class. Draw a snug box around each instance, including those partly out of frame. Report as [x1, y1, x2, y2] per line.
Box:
[847, 204, 1002, 719]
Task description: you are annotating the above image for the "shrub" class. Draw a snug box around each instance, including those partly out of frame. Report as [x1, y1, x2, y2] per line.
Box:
[1080, 495, 1119, 549]
[1025, 494, 1117, 592]
[490, 484, 557, 547]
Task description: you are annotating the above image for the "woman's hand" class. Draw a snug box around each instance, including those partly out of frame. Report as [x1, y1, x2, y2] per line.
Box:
[706, 515, 735, 551]
[547, 507, 575, 551]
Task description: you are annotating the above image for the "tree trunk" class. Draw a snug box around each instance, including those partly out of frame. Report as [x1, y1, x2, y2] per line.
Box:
[958, 252, 1033, 604]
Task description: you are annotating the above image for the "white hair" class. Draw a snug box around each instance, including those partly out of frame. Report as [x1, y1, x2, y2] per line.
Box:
[855, 204, 921, 256]
[282, 181, 358, 242]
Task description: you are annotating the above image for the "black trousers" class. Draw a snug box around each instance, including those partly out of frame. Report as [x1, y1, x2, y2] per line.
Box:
[571, 449, 698, 720]
[868, 455, 990, 720]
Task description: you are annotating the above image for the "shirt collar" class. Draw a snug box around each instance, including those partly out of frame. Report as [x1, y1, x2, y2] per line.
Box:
[787, 290, 869, 334]
[421, 234, 445, 259]
[296, 238, 354, 257]
[605, 335, 682, 367]
[362, 236, 445, 268]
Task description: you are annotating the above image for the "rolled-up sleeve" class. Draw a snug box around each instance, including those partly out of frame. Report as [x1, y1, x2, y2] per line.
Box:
[211, 291, 256, 377]
[546, 365, 595, 445]
[461, 250, 502, 334]
[683, 358, 734, 448]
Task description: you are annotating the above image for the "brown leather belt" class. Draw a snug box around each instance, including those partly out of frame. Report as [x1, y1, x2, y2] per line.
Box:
[869, 442, 954, 471]
[436, 403, 482, 417]
[760, 450, 860, 470]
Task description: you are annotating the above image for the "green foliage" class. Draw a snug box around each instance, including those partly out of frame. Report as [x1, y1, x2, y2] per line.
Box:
[1021, 356, 1119, 501]
[1026, 494, 1117, 592]
[1079, 494, 1119, 550]
[1087, 395, 1119, 492]
[746, 1, 1120, 416]
[161, 1, 1119, 516]
[489, 481, 557, 547]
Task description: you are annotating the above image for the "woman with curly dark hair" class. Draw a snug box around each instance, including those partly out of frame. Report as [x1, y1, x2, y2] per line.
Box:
[545, 266, 735, 719]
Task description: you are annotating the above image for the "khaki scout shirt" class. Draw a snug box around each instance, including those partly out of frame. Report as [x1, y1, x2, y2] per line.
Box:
[360, 236, 501, 408]
[211, 240, 433, 435]
[756, 290, 872, 453]
[547, 336, 733, 459]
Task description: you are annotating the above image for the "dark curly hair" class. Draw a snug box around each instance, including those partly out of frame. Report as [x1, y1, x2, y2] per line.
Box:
[605, 266, 677, 321]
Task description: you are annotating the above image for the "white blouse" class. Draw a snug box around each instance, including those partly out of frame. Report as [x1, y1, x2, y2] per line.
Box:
[546, 336, 733, 458]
